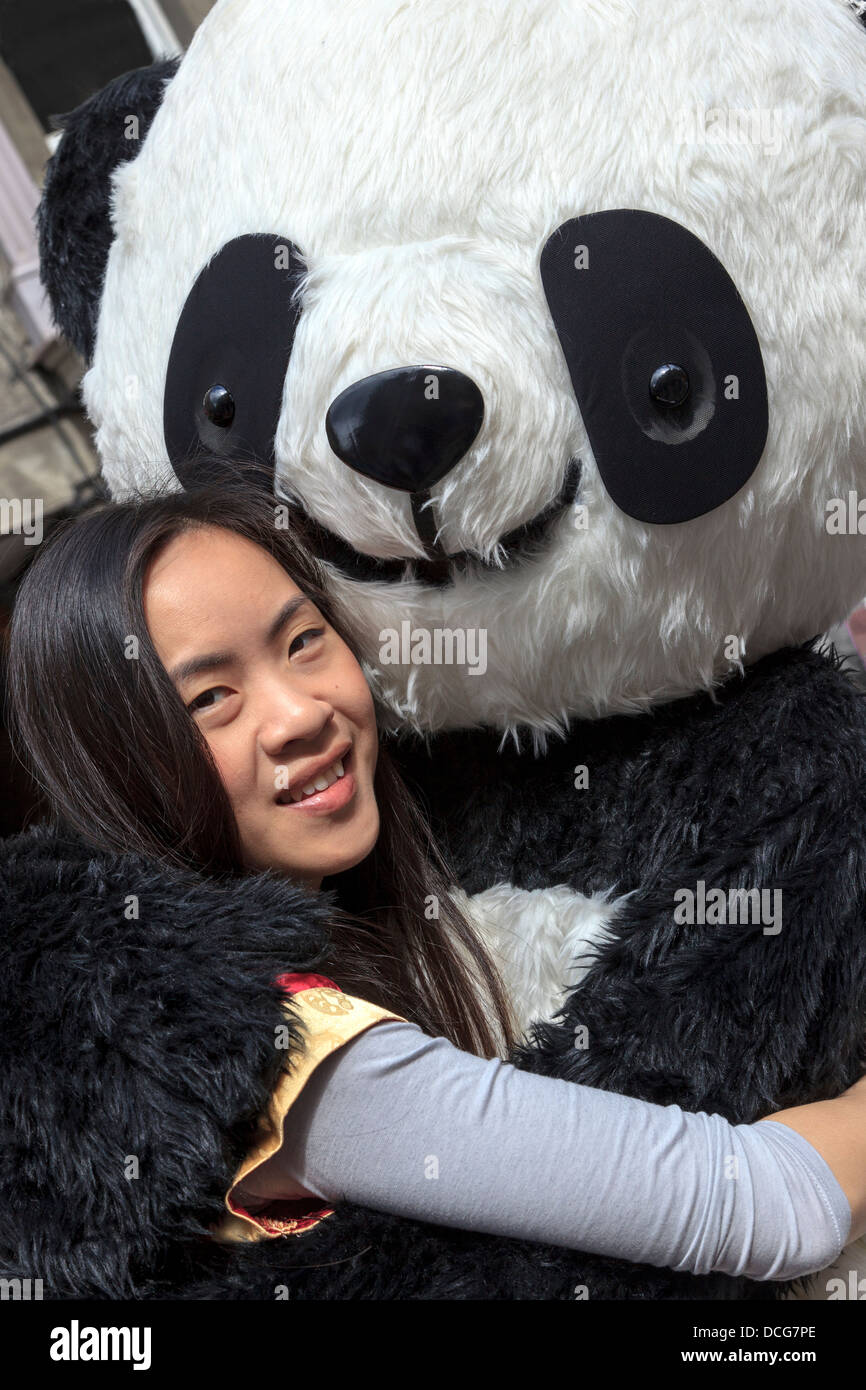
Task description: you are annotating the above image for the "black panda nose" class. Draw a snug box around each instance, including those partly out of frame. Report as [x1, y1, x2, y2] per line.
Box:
[325, 365, 484, 492]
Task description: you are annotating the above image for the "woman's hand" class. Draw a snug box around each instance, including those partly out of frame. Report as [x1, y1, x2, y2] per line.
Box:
[758, 1074, 866, 1241]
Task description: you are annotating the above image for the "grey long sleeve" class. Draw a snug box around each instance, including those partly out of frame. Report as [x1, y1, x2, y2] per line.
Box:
[236, 1019, 852, 1281]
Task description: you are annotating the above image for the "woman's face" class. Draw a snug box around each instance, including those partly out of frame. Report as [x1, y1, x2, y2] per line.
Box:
[142, 525, 380, 888]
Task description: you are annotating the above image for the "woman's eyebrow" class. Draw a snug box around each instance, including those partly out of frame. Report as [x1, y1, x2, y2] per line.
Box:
[166, 595, 314, 685]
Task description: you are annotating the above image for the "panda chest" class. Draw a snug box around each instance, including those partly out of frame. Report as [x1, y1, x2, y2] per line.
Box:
[393, 732, 636, 1031]
[403, 733, 630, 896]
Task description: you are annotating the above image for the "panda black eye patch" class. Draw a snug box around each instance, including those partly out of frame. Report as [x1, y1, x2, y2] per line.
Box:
[163, 234, 306, 489]
[539, 210, 768, 524]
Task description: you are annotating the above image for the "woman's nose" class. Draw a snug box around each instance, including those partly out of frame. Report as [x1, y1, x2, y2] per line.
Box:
[256, 681, 335, 755]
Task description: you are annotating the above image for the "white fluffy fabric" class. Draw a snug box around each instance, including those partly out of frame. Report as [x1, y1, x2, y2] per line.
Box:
[452, 881, 625, 1042]
[87, 0, 866, 735]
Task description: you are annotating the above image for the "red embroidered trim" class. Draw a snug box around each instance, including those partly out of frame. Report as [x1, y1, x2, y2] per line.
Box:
[227, 1195, 335, 1236]
[274, 970, 340, 995]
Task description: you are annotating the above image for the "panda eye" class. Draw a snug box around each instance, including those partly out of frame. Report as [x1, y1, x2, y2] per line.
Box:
[163, 234, 306, 489]
[202, 384, 235, 428]
[539, 210, 768, 524]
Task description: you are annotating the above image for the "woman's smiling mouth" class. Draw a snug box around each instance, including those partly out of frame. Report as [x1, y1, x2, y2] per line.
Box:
[275, 747, 356, 814]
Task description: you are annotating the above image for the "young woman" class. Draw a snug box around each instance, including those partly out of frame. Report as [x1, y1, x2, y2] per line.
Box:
[6, 475, 866, 1288]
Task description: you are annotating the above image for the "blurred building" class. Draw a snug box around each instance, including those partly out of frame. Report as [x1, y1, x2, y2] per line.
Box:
[0, 0, 217, 573]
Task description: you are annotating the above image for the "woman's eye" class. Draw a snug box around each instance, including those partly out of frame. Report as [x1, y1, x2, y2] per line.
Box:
[289, 626, 326, 657]
[187, 686, 230, 713]
[184, 628, 326, 711]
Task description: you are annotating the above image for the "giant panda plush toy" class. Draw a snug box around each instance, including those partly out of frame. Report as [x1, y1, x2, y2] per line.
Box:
[15, 0, 866, 1299]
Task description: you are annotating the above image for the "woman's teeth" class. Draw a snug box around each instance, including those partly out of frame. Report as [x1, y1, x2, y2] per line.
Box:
[291, 757, 345, 803]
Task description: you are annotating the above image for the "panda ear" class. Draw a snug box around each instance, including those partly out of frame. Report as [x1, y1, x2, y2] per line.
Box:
[36, 58, 179, 363]
[849, 0, 866, 31]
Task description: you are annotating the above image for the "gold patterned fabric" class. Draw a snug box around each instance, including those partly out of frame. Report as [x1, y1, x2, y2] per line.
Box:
[212, 977, 406, 1243]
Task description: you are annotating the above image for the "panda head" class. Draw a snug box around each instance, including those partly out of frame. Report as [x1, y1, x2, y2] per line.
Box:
[39, 0, 866, 739]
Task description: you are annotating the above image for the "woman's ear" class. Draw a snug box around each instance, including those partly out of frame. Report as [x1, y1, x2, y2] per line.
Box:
[36, 58, 179, 363]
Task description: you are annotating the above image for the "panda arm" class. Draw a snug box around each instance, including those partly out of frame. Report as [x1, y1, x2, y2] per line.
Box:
[515, 649, 866, 1124]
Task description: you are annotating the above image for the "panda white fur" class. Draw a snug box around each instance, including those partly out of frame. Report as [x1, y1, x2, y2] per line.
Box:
[34, 0, 866, 1299]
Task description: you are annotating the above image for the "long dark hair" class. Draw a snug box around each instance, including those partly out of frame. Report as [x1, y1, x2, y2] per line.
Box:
[5, 475, 517, 1058]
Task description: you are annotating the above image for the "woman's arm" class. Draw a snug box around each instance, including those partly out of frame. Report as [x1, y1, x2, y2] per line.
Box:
[757, 1073, 866, 1239]
[235, 1019, 858, 1281]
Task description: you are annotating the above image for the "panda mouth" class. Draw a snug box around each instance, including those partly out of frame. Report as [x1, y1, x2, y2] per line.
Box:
[294, 456, 581, 589]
